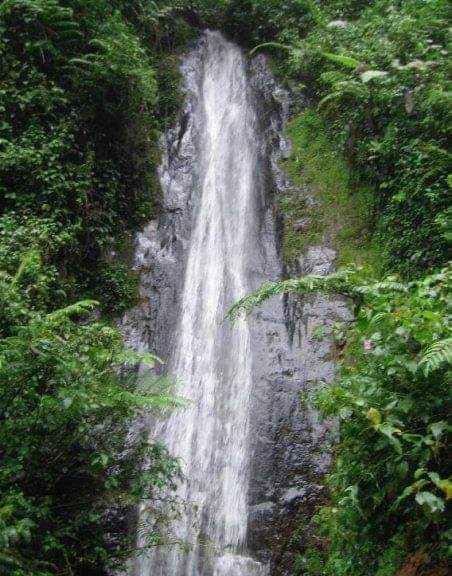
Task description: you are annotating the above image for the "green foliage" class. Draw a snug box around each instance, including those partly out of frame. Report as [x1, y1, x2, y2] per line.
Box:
[321, 51, 360, 68]
[0, 1, 200, 573]
[94, 261, 140, 315]
[0, 0, 174, 311]
[0, 283, 180, 574]
[70, 12, 157, 109]
[247, 0, 452, 277]
[230, 265, 451, 574]
[224, 0, 326, 45]
[280, 110, 379, 269]
[419, 337, 452, 376]
[228, 267, 406, 319]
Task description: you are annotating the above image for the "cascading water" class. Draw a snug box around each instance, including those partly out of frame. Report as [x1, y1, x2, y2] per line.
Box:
[123, 29, 350, 576]
[156, 32, 260, 576]
[133, 31, 269, 576]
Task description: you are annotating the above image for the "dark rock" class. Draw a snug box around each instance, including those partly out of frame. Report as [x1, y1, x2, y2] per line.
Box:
[121, 40, 352, 576]
[293, 217, 311, 232]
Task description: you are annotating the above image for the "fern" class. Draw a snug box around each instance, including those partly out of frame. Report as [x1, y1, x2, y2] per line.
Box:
[419, 337, 452, 375]
[369, 311, 390, 327]
[117, 348, 164, 368]
[355, 278, 407, 296]
[318, 80, 370, 109]
[12, 249, 41, 285]
[249, 42, 296, 58]
[46, 300, 98, 322]
[304, 0, 327, 27]
[318, 91, 343, 108]
[228, 268, 413, 320]
[322, 52, 361, 69]
[228, 268, 360, 319]
[320, 70, 348, 85]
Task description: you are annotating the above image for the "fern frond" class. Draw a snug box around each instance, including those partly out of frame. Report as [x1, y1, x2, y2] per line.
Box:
[118, 349, 163, 368]
[46, 300, 98, 322]
[319, 80, 370, 109]
[356, 279, 407, 296]
[12, 249, 41, 285]
[120, 384, 187, 410]
[320, 70, 348, 85]
[322, 52, 361, 69]
[369, 312, 390, 327]
[249, 42, 295, 58]
[69, 56, 98, 67]
[305, 0, 327, 26]
[318, 91, 342, 108]
[228, 268, 359, 319]
[419, 337, 452, 375]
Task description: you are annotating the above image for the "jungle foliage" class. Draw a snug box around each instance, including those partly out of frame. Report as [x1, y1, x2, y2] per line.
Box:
[0, 0, 193, 572]
[0, 0, 179, 315]
[230, 266, 451, 575]
[244, 0, 451, 277]
[280, 109, 378, 269]
[0, 291, 181, 575]
[228, 1, 451, 573]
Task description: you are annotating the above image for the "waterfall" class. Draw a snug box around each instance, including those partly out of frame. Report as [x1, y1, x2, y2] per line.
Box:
[132, 31, 269, 576]
[122, 29, 350, 576]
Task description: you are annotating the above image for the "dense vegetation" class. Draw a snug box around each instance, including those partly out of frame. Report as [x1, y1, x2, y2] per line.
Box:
[0, 0, 190, 573]
[244, 0, 451, 277]
[230, 267, 451, 575]
[1, 0, 450, 574]
[227, 1, 451, 574]
[279, 109, 378, 269]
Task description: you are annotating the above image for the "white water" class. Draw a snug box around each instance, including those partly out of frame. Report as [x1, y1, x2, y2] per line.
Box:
[136, 32, 268, 576]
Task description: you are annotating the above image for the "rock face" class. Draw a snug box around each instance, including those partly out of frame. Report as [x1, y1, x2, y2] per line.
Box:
[120, 33, 350, 576]
[246, 55, 351, 574]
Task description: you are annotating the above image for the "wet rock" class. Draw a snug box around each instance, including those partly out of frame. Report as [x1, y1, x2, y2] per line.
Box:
[298, 245, 337, 276]
[120, 39, 352, 576]
[280, 486, 307, 506]
[247, 56, 352, 575]
[293, 217, 311, 232]
[327, 19, 349, 29]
